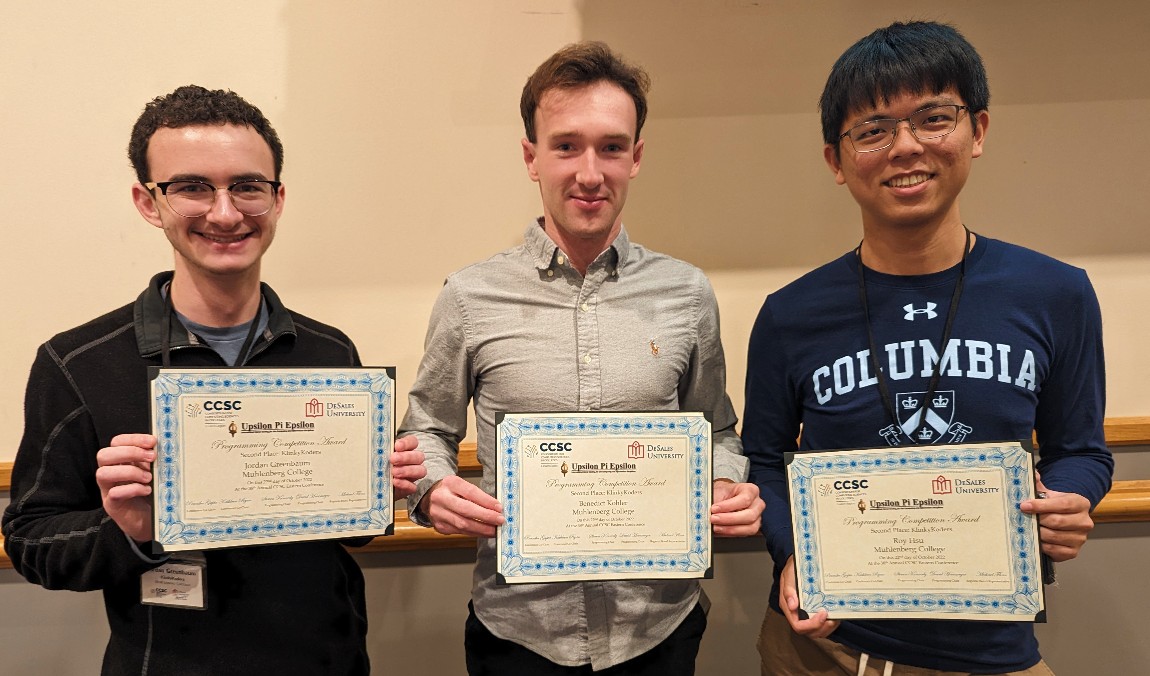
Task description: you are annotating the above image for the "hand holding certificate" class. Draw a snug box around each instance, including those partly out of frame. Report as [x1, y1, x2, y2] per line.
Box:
[787, 441, 1045, 621]
[149, 367, 396, 552]
[496, 411, 713, 584]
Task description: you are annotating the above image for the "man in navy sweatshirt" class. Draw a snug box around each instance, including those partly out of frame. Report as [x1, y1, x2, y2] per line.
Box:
[743, 21, 1112, 675]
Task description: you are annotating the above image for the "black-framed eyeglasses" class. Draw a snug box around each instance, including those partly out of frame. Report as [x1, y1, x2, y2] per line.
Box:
[838, 105, 969, 153]
[145, 180, 282, 218]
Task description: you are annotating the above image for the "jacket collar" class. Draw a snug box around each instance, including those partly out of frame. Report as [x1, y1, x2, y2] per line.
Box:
[133, 271, 295, 358]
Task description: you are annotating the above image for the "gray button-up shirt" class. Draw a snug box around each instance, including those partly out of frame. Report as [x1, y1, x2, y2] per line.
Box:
[400, 221, 748, 670]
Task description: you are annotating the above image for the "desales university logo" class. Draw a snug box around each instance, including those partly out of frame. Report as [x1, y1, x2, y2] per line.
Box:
[878, 390, 974, 446]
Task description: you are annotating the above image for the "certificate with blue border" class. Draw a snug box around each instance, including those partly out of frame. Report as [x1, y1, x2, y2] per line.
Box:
[495, 411, 713, 584]
[149, 367, 395, 553]
[787, 441, 1045, 621]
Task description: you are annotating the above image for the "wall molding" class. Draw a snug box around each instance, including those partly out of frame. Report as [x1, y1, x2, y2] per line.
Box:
[1, 417, 1147, 566]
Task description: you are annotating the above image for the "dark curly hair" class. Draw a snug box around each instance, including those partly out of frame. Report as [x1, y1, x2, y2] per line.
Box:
[127, 85, 284, 184]
[520, 42, 651, 143]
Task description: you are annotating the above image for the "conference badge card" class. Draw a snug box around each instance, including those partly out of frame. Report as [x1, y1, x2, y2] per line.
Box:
[496, 411, 713, 584]
[149, 367, 395, 552]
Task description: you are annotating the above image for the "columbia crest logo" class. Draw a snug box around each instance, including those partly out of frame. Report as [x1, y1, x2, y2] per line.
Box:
[903, 302, 938, 320]
[896, 390, 958, 445]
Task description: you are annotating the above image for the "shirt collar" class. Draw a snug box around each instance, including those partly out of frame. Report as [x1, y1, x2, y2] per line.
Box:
[524, 217, 630, 275]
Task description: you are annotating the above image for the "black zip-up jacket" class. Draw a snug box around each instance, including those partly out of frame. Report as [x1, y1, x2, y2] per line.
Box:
[3, 272, 371, 675]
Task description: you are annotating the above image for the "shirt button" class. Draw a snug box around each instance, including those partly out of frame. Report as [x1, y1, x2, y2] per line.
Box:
[580, 303, 589, 312]
[547, 269, 554, 277]
[557, 255, 566, 265]
[583, 354, 592, 364]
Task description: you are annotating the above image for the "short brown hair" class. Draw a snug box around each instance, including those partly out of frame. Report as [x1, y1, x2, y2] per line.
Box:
[520, 41, 651, 143]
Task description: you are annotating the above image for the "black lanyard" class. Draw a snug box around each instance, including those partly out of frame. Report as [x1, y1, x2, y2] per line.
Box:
[161, 288, 263, 368]
[857, 227, 970, 441]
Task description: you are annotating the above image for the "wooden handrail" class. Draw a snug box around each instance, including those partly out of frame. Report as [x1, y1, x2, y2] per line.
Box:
[1100, 417, 1150, 446]
[2, 417, 1145, 492]
[459, 444, 479, 474]
[0, 417, 1147, 570]
[1091, 479, 1150, 524]
[0, 510, 477, 570]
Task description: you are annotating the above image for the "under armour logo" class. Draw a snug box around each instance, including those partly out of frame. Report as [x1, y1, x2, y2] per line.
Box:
[904, 302, 938, 320]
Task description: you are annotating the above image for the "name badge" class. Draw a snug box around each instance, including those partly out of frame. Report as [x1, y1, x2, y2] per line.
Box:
[141, 554, 206, 610]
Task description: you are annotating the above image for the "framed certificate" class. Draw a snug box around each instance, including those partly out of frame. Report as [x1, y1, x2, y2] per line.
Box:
[149, 367, 395, 553]
[495, 411, 713, 584]
[787, 441, 1045, 621]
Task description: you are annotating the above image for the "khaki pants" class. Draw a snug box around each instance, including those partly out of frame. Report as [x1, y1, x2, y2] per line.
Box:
[757, 609, 1055, 676]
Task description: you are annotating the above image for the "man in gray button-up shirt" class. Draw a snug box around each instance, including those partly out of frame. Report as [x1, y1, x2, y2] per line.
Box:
[399, 42, 764, 675]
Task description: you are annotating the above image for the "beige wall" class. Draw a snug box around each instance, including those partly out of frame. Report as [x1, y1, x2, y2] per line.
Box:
[1, 2, 1147, 458]
[1, 1, 1148, 673]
